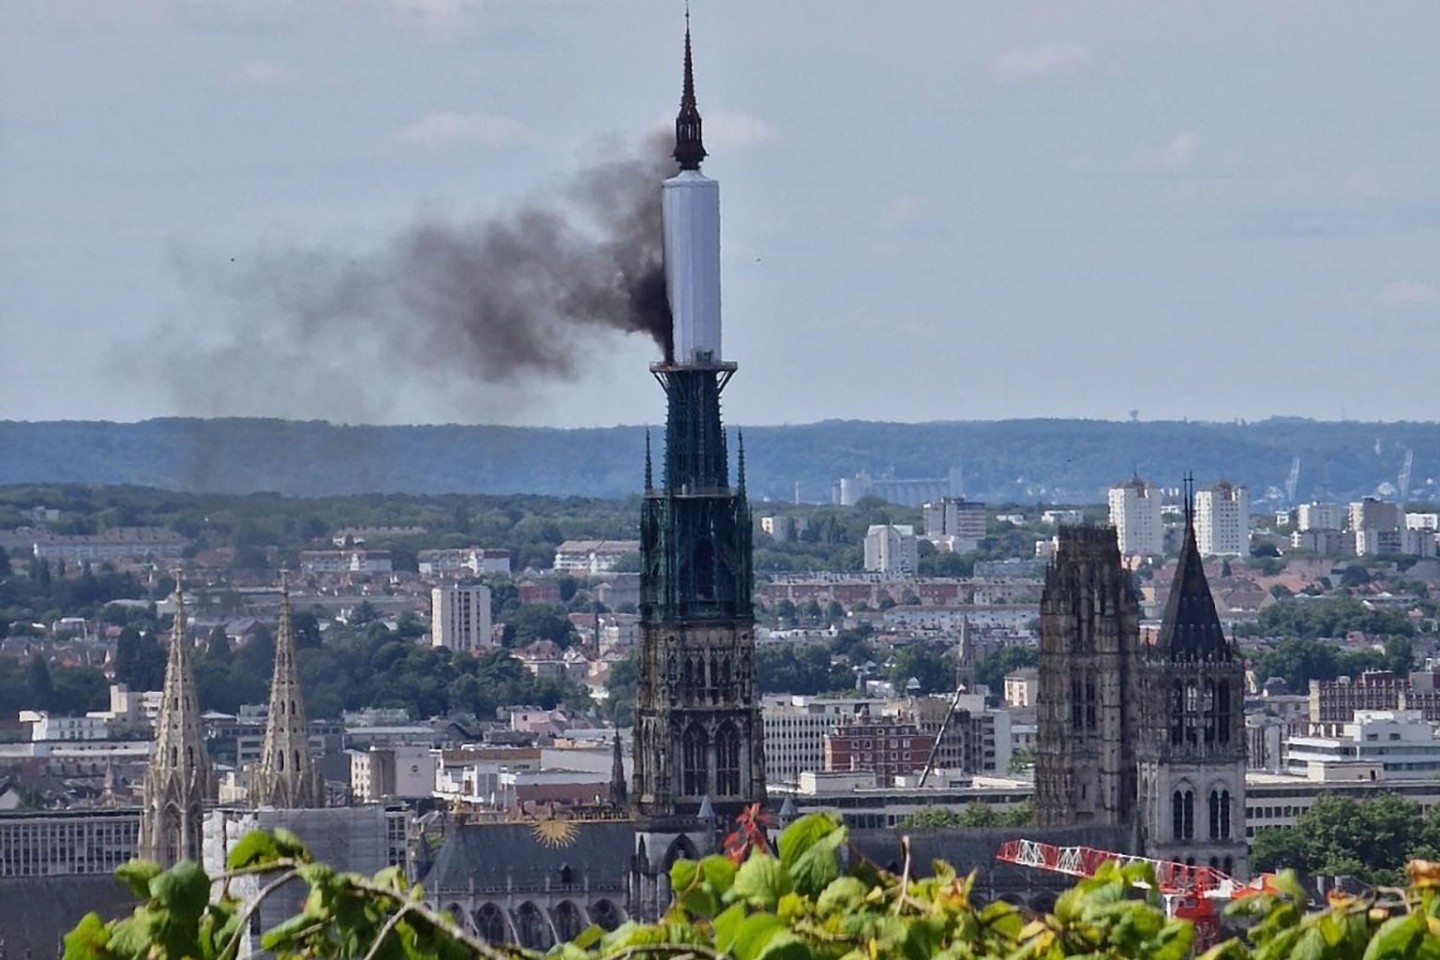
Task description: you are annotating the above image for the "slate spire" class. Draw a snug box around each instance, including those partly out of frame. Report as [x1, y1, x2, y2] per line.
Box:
[253, 568, 324, 807]
[139, 570, 212, 865]
[1160, 474, 1230, 661]
[673, 10, 707, 171]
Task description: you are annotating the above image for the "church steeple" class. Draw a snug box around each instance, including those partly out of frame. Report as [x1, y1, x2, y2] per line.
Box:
[673, 12, 707, 171]
[253, 568, 323, 808]
[140, 571, 212, 865]
[1159, 474, 1230, 661]
[609, 732, 628, 809]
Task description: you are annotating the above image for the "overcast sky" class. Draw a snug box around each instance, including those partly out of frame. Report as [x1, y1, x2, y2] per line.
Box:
[3, 1, 1439, 428]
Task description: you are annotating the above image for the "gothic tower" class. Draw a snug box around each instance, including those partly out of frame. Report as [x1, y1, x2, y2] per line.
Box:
[253, 569, 324, 808]
[1034, 526, 1140, 829]
[1137, 481, 1248, 875]
[140, 575, 212, 865]
[631, 17, 764, 919]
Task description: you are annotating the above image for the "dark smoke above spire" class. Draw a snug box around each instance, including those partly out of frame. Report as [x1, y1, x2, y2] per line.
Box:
[673, 16, 707, 171]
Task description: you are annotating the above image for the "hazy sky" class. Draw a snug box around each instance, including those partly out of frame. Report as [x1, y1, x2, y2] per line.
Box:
[3, 1, 1439, 428]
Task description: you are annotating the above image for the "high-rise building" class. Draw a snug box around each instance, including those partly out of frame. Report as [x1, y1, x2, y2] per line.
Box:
[863, 523, 918, 577]
[630, 22, 765, 920]
[922, 497, 986, 551]
[1108, 476, 1164, 557]
[1195, 481, 1249, 557]
[431, 583, 494, 653]
[140, 576, 212, 865]
[1296, 501, 1343, 532]
[1349, 497, 1402, 534]
[252, 571, 324, 809]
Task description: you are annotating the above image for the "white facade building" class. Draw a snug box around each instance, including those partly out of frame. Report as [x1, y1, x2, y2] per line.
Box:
[1406, 513, 1439, 532]
[921, 498, 986, 552]
[431, 583, 493, 654]
[1195, 481, 1250, 557]
[1108, 477, 1164, 556]
[553, 540, 640, 575]
[21, 711, 110, 741]
[1297, 502, 1344, 532]
[863, 524, 918, 578]
[1285, 710, 1440, 779]
[761, 695, 883, 786]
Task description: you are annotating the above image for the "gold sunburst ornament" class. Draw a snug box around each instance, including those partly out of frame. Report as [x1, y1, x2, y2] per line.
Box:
[532, 819, 580, 848]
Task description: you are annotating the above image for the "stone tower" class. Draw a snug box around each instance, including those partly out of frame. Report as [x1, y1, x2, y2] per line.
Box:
[1137, 485, 1248, 874]
[252, 569, 324, 808]
[1035, 526, 1140, 829]
[140, 576, 212, 865]
[631, 18, 764, 919]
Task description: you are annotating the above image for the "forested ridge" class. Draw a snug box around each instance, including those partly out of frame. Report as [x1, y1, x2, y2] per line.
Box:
[2, 417, 1437, 503]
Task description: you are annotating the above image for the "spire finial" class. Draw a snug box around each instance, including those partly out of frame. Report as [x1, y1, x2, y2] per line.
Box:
[673, 10, 707, 170]
[1183, 472, 1196, 526]
[737, 430, 746, 493]
[644, 430, 654, 490]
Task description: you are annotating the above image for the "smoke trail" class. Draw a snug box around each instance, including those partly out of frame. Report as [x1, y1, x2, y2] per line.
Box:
[143, 136, 675, 423]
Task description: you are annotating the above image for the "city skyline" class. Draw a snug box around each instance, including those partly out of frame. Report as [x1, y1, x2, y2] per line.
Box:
[4, 2, 1440, 428]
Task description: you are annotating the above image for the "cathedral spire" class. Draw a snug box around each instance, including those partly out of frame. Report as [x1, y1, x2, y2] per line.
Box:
[609, 732, 627, 809]
[253, 568, 323, 808]
[139, 570, 212, 865]
[644, 430, 653, 490]
[673, 11, 707, 171]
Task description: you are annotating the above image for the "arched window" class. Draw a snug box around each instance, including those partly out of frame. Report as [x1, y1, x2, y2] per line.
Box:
[589, 900, 622, 932]
[552, 901, 585, 943]
[692, 540, 715, 601]
[1208, 790, 1221, 840]
[1084, 677, 1097, 730]
[715, 723, 741, 796]
[1185, 682, 1199, 746]
[293, 749, 301, 774]
[277, 750, 285, 772]
[682, 724, 708, 796]
[1220, 789, 1231, 839]
[559, 864, 573, 885]
[474, 903, 507, 944]
[513, 902, 552, 951]
[1173, 788, 1195, 840]
[1071, 679, 1084, 729]
[1223, 856, 1234, 876]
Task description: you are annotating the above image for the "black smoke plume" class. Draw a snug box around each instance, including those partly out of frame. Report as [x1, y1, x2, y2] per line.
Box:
[144, 136, 675, 423]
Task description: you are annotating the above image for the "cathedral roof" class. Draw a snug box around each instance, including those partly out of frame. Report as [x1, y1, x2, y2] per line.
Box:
[1159, 515, 1231, 661]
[421, 820, 634, 895]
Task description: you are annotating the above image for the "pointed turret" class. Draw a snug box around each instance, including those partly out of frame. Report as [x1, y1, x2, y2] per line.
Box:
[139, 573, 212, 865]
[609, 732, 628, 809]
[253, 569, 324, 808]
[1159, 476, 1230, 661]
[673, 13, 707, 171]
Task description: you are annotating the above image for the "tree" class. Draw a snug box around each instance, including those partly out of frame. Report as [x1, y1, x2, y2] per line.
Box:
[65, 815, 1440, 960]
[503, 604, 575, 648]
[975, 645, 1038, 692]
[115, 627, 168, 691]
[24, 655, 53, 709]
[1251, 793, 1439, 886]
[886, 644, 952, 695]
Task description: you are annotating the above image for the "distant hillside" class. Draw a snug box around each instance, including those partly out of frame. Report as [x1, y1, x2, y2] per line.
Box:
[0, 417, 1436, 505]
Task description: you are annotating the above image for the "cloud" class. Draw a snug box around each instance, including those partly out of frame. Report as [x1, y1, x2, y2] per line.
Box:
[224, 59, 299, 89]
[989, 42, 1123, 87]
[703, 111, 777, 150]
[1134, 131, 1201, 174]
[394, 111, 534, 149]
[1378, 279, 1440, 307]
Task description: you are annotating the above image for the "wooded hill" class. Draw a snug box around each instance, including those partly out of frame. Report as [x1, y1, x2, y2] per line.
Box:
[1, 417, 1436, 503]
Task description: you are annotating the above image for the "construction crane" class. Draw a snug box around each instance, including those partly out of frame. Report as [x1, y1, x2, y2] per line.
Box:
[1399, 448, 1414, 502]
[1285, 456, 1301, 504]
[995, 838, 1256, 949]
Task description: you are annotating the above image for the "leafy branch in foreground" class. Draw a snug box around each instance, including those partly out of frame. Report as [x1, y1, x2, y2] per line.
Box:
[65, 815, 1440, 960]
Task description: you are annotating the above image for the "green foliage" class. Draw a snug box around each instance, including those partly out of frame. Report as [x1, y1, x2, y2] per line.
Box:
[70, 816, 1440, 960]
[756, 644, 853, 696]
[1257, 597, 1414, 642]
[976, 645, 1038, 693]
[1251, 793, 1440, 887]
[898, 801, 1034, 830]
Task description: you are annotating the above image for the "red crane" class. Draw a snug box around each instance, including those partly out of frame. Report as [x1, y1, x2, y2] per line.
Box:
[995, 838, 1247, 949]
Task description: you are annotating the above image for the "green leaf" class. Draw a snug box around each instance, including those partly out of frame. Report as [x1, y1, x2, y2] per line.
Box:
[700, 854, 738, 895]
[272, 827, 313, 862]
[670, 858, 699, 895]
[733, 855, 793, 910]
[712, 902, 747, 953]
[149, 861, 211, 918]
[816, 876, 870, 916]
[571, 923, 604, 949]
[777, 813, 841, 868]
[62, 913, 110, 960]
[788, 824, 845, 896]
[1363, 913, 1425, 960]
[260, 912, 319, 951]
[730, 913, 788, 960]
[115, 859, 163, 900]
[225, 831, 280, 870]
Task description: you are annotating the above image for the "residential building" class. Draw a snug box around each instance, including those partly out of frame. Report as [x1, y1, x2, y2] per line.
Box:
[22, 711, 110, 741]
[1349, 498, 1402, 534]
[824, 712, 931, 784]
[431, 583, 493, 653]
[298, 549, 393, 576]
[1297, 502, 1344, 532]
[1195, 481, 1249, 557]
[864, 524, 918, 577]
[1042, 509, 1085, 527]
[1108, 476, 1164, 557]
[761, 695, 882, 785]
[351, 744, 437, 802]
[760, 515, 807, 542]
[417, 547, 511, 577]
[1406, 513, 1439, 532]
[1003, 668, 1039, 708]
[1285, 710, 1440, 779]
[922, 497, 986, 552]
[553, 539, 640, 574]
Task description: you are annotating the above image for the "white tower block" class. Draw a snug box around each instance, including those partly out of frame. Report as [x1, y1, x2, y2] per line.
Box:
[663, 169, 722, 366]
